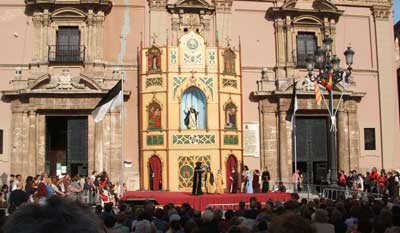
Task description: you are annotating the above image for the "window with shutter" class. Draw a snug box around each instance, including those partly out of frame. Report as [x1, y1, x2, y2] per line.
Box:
[297, 32, 317, 67]
[54, 26, 82, 62]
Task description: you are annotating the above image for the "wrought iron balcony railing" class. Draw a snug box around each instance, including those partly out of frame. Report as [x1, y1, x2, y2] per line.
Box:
[48, 45, 85, 63]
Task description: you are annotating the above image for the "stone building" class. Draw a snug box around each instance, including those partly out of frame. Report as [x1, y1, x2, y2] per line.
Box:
[0, 0, 398, 189]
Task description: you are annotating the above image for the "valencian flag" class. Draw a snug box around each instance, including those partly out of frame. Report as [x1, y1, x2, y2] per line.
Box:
[92, 80, 123, 123]
[314, 81, 322, 105]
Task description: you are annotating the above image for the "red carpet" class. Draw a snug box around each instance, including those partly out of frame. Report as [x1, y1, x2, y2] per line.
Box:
[121, 191, 292, 211]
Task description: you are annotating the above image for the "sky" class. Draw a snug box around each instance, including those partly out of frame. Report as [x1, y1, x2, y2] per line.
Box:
[395, 0, 400, 24]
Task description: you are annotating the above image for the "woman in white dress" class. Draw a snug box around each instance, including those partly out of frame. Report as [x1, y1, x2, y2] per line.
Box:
[244, 166, 253, 194]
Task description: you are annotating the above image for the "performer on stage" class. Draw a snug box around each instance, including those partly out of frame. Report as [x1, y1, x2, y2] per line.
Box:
[229, 167, 238, 193]
[192, 162, 204, 195]
[252, 169, 260, 193]
[244, 166, 253, 194]
[215, 169, 224, 194]
[261, 167, 271, 193]
[205, 167, 215, 194]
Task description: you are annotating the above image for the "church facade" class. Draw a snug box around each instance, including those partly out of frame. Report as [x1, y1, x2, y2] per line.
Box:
[0, 0, 398, 190]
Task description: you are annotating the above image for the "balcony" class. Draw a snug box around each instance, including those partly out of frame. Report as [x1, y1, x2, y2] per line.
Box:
[48, 45, 85, 64]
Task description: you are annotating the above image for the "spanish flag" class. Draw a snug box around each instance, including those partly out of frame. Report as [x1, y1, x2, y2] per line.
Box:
[326, 71, 333, 92]
[314, 81, 322, 105]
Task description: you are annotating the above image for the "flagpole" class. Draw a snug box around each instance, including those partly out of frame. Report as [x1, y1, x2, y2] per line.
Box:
[120, 71, 125, 191]
[293, 80, 297, 176]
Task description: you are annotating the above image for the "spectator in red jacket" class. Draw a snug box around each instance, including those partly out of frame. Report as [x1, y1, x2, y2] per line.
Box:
[36, 172, 48, 203]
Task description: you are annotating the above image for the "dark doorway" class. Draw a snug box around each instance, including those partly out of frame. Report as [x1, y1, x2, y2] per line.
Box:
[226, 154, 238, 191]
[293, 117, 329, 185]
[149, 156, 162, 191]
[45, 116, 88, 177]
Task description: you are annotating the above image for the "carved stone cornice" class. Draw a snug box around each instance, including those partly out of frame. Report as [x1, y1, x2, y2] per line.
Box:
[213, 0, 233, 12]
[25, 0, 112, 14]
[167, 0, 215, 15]
[371, 5, 391, 20]
[148, 0, 168, 9]
[266, 0, 343, 22]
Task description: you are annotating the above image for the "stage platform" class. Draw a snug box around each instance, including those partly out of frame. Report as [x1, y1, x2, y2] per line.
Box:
[121, 191, 292, 211]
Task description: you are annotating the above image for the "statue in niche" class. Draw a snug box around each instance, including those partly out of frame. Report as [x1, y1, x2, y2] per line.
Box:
[225, 102, 237, 129]
[147, 46, 161, 74]
[223, 49, 236, 75]
[184, 107, 199, 129]
[148, 102, 162, 130]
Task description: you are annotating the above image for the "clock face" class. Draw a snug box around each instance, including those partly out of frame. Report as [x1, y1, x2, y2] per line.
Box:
[186, 38, 199, 50]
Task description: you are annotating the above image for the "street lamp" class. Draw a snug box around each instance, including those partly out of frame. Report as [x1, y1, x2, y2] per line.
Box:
[305, 37, 355, 185]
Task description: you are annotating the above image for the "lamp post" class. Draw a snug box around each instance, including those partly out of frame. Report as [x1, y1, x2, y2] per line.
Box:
[305, 37, 355, 185]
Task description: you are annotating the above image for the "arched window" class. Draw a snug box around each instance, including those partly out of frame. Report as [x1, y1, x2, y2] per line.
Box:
[147, 101, 162, 130]
[223, 49, 236, 75]
[181, 86, 207, 129]
[147, 46, 161, 74]
[224, 102, 237, 129]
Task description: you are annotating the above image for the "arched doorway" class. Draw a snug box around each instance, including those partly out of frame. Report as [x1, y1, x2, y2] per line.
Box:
[149, 156, 162, 191]
[226, 154, 237, 192]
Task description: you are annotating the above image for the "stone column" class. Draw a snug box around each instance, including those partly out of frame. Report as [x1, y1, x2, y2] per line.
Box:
[21, 112, 30, 177]
[275, 18, 286, 81]
[278, 110, 290, 182]
[338, 110, 350, 173]
[87, 10, 95, 63]
[285, 16, 295, 78]
[10, 112, 22, 175]
[42, 10, 50, 62]
[32, 13, 42, 62]
[348, 107, 360, 171]
[96, 11, 105, 61]
[37, 114, 46, 174]
[109, 111, 122, 182]
[94, 121, 104, 172]
[103, 113, 112, 174]
[28, 111, 37, 176]
[260, 100, 279, 181]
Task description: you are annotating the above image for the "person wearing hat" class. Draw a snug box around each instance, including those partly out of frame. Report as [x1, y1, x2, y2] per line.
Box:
[192, 161, 204, 196]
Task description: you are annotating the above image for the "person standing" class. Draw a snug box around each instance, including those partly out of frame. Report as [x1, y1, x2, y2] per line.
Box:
[229, 167, 238, 193]
[205, 167, 215, 194]
[215, 169, 224, 194]
[261, 167, 270, 193]
[252, 169, 260, 193]
[192, 162, 203, 195]
[8, 183, 28, 207]
[244, 166, 253, 194]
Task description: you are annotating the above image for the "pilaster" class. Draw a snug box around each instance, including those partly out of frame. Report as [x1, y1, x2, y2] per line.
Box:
[338, 110, 350, 173]
[372, 4, 400, 169]
[148, 0, 168, 45]
[28, 111, 38, 176]
[214, 0, 233, 46]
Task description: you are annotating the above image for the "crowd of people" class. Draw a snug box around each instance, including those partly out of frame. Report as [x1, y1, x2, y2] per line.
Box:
[1, 189, 400, 233]
[0, 171, 126, 211]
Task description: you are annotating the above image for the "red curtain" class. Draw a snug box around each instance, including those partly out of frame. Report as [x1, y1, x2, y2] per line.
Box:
[150, 156, 162, 191]
[226, 155, 237, 191]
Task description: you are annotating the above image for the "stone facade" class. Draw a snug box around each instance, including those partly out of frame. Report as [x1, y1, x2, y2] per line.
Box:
[0, 0, 399, 188]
